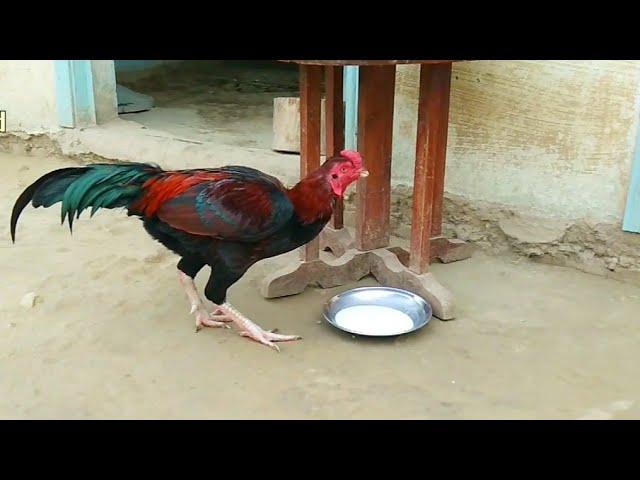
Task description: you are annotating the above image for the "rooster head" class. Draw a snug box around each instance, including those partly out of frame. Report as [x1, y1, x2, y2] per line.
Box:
[323, 150, 369, 198]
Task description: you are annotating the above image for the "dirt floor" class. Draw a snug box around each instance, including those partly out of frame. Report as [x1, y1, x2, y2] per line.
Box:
[116, 61, 299, 149]
[2, 151, 640, 419]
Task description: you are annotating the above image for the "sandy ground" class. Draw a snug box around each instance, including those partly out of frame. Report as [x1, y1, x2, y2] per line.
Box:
[2, 151, 640, 420]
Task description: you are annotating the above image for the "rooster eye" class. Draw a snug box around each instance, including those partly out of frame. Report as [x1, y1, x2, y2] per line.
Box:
[340, 167, 348, 173]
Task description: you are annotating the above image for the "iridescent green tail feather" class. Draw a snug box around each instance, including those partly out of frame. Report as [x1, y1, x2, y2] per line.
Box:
[10, 162, 160, 242]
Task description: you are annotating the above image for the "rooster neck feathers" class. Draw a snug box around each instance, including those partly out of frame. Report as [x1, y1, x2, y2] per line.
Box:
[287, 174, 335, 225]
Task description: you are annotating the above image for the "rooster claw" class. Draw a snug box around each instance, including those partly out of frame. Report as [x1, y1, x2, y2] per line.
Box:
[239, 330, 301, 352]
[194, 310, 232, 332]
[239, 332, 281, 352]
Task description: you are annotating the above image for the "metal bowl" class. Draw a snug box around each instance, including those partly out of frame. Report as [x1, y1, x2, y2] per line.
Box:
[323, 287, 432, 337]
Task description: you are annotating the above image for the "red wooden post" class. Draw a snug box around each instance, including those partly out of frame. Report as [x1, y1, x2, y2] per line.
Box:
[430, 63, 453, 237]
[409, 63, 453, 274]
[355, 65, 396, 251]
[299, 64, 323, 261]
[325, 66, 345, 229]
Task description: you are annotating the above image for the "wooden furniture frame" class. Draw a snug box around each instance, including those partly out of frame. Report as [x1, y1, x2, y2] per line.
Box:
[262, 61, 473, 320]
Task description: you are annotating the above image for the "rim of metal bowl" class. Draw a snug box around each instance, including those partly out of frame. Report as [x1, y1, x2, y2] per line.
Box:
[322, 286, 432, 337]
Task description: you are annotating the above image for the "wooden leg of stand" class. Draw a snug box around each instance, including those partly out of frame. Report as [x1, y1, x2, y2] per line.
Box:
[299, 64, 323, 262]
[325, 66, 345, 230]
[355, 65, 396, 252]
[409, 63, 453, 274]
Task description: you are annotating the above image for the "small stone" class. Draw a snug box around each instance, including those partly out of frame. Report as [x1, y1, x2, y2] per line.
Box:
[499, 215, 570, 244]
[619, 256, 635, 268]
[605, 257, 619, 271]
[20, 292, 40, 309]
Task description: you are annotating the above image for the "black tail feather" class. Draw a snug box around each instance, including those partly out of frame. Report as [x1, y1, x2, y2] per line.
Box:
[10, 167, 85, 243]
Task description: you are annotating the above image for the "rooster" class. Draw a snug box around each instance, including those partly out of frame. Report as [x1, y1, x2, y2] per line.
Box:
[10, 150, 368, 351]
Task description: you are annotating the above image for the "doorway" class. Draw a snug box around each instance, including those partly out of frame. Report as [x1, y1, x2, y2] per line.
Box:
[113, 60, 299, 150]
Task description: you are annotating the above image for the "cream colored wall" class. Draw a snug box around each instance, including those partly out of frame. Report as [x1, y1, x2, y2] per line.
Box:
[392, 61, 640, 224]
[0, 60, 119, 133]
[0, 60, 59, 133]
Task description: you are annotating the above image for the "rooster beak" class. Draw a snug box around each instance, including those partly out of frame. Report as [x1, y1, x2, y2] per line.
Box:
[360, 170, 369, 178]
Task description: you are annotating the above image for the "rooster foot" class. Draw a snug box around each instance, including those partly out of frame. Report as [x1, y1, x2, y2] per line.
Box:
[218, 303, 302, 352]
[178, 271, 231, 333]
[238, 330, 303, 352]
[194, 307, 232, 332]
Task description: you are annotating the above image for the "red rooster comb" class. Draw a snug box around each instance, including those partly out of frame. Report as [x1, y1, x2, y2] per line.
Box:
[340, 150, 363, 168]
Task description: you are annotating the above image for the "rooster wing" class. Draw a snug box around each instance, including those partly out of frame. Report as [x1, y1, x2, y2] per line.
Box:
[139, 166, 295, 242]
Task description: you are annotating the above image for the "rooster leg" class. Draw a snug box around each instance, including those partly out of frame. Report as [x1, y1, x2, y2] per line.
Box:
[215, 303, 302, 352]
[177, 271, 232, 332]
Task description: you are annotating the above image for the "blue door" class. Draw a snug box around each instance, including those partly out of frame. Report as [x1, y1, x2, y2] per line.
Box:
[623, 117, 640, 233]
[54, 60, 97, 128]
[343, 66, 359, 150]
